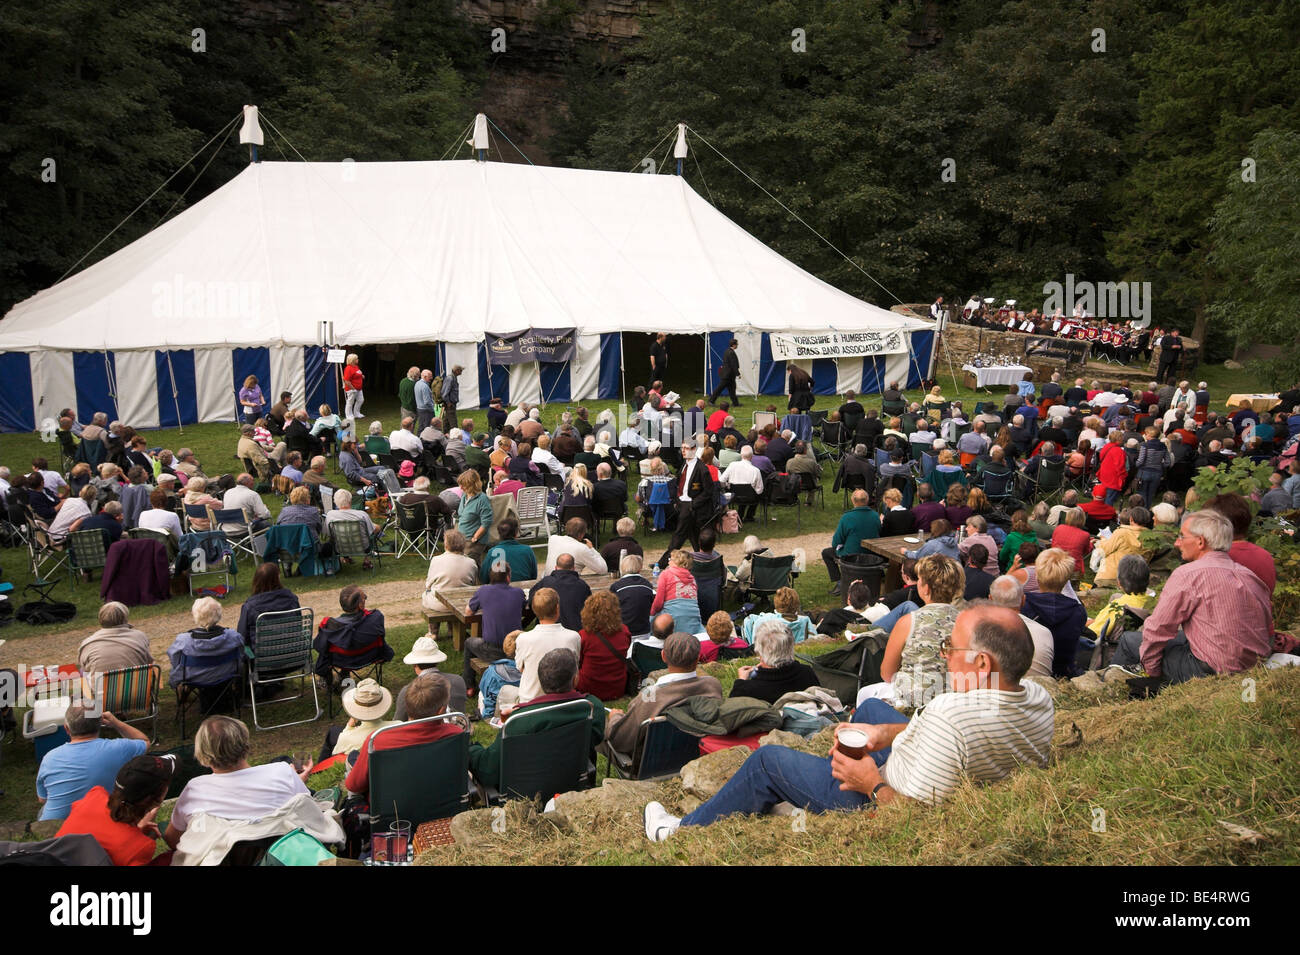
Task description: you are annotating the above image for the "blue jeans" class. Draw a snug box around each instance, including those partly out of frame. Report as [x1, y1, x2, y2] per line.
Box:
[871, 600, 918, 636]
[680, 746, 871, 825]
[680, 703, 910, 826]
[1104, 487, 1122, 507]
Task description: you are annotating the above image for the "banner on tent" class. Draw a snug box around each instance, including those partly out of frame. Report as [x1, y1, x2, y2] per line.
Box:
[769, 330, 907, 361]
[486, 328, 577, 366]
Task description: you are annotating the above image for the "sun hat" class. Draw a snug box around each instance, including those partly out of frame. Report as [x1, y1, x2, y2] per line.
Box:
[342, 678, 393, 721]
[403, 634, 447, 667]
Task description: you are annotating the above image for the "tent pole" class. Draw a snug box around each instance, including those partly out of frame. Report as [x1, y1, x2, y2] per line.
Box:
[618, 332, 626, 415]
[165, 350, 185, 435]
[702, 331, 708, 400]
[103, 350, 120, 422]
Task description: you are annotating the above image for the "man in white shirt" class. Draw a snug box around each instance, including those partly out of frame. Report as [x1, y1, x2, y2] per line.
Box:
[47, 493, 92, 543]
[531, 434, 568, 479]
[987, 575, 1054, 678]
[619, 415, 649, 456]
[137, 489, 184, 541]
[542, 517, 607, 575]
[221, 473, 272, 534]
[504, 402, 530, 431]
[389, 416, 424, 457]
[643, 604, 1054, 839]
[508, 587, 581, 706]
[32, 459, 68, 495]
[719, 445, 764, 520]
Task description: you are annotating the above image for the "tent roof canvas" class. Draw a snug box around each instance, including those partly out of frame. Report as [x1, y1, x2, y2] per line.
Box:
[0, 159, 932, 351]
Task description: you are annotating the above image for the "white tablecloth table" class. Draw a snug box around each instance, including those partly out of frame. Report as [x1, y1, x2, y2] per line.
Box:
[962, 364, 1033, 388]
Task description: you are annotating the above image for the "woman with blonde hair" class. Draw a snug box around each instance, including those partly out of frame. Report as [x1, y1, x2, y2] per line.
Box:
[456, 468, 493, 561]
[869, 554, 965, 711]
[880, 486, 915, 536]
[342, 353, 365, 420]
[562, 462, 594, 509]
[1023, 548, 1087, 677]
[238, 374, 265, 422]
[650, 549, 703, 635]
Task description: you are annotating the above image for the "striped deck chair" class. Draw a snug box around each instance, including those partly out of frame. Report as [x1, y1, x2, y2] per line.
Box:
[91, 663, 162, 744]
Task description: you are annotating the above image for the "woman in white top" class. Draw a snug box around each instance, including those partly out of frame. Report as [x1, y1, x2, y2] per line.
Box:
[164, 715, 311, 849]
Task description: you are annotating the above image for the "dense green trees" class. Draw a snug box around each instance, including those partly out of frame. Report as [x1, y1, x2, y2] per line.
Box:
[1, 0, 1295, 376]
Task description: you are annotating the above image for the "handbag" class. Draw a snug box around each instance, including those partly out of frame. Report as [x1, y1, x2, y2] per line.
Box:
[721, 509, 742, 534]
[590, 630, 640, 697]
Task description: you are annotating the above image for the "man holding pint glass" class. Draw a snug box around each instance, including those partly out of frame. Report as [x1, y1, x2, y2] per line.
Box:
[642, 604, 1055, 840]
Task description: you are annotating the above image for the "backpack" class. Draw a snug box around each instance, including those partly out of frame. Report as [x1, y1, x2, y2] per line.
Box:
[798, 628, 889, 706]
[430, 375, 445, 402]
[16, 601, 77, 625]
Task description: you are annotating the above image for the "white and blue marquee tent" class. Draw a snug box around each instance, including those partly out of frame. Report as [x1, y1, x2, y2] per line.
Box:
[0, 153, 933, 433]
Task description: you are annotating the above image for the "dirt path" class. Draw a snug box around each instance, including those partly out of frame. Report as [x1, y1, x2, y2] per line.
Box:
[0, 529, 834, 670]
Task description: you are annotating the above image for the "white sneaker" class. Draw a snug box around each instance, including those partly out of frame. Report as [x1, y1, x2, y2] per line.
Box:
[643, 801, 681, 843]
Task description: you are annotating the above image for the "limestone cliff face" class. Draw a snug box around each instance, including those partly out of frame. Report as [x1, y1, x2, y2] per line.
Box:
[451, 1, 665, 163]
[233, 0, 663, 163]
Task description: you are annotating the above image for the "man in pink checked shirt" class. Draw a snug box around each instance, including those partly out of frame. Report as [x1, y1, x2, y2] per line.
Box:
[1110, 509, 1272, 684]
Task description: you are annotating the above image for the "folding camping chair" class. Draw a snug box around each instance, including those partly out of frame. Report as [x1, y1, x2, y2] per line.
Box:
[90, 663, 162, 744]
[475, 698, 596, 805]
[246, 607, 320, 731]
[602, 716, 701, 781]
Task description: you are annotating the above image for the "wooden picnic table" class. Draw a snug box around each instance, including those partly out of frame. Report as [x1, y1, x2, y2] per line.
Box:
[859, 534, 920, 594]
[429, 571, 648, 648]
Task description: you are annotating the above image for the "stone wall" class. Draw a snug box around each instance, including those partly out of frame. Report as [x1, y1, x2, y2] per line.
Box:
[928, 321, 1201, 384]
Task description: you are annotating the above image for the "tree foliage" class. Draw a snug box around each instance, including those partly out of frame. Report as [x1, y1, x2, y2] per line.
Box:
[1207, 129, 1300, 387]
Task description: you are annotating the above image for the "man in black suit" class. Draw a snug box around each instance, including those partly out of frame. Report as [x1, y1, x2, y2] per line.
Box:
[854, 408, 884, 448]
[649, 334, 668, 391]
[1156, 329, 1183, 385]
[709, 338, 741, 407]
[658, 444, 716, 567]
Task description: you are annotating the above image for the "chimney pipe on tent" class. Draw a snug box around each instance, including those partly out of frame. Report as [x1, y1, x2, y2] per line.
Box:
[674, 123, 688, 176]
[473, 113, 490, 162]
[240, 105, 264, 163]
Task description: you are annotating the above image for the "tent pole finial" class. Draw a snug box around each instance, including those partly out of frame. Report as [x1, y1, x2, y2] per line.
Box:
[239, 105, 264, 164]
[473, 114, 490, 162]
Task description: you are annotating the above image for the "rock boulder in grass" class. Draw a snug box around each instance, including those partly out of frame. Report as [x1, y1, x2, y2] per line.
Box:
[759, 729, 807, 751]
[27, 820, 61, 841]
[680, 746, 751, 801]
[552, 779, 663, 832]
[448, 808, 499, 849]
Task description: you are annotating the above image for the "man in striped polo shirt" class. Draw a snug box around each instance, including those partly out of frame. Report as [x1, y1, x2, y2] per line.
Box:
[643, 605, 1055, 838]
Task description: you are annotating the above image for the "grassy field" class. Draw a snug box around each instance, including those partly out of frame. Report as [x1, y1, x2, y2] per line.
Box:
[0, 357, 1276, 848]
[419, 665, 1300, 866]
